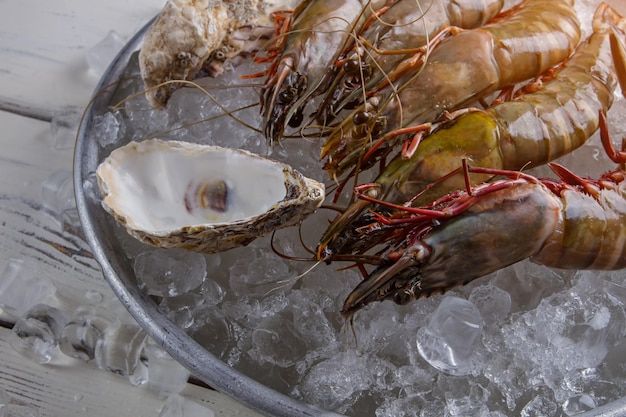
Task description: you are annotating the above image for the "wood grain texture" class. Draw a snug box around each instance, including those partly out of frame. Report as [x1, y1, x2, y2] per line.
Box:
[0, 327, 263, 417]
[0, 0, 165, 118]
[0, 111, 108, 317]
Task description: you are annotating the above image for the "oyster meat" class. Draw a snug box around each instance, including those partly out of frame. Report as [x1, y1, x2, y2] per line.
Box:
[96, 139, 325, 253]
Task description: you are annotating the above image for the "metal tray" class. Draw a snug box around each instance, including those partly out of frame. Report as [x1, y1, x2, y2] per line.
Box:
[74, 16, 626, 417]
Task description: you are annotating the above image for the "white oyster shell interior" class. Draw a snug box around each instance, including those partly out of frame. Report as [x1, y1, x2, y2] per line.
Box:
[96, 139, 325, 252]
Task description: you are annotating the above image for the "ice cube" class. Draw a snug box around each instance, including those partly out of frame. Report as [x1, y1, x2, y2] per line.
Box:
[41, 170, 75, 226]
[49, 107, 82, 150]
[416, 296, 483, 376]
[517, 275, 626, 371]
[562, 394, 596, 416]
[158, 292, 205, 329]
[288, 291, 337, 355]
[393, 365, 436, 397]
[200, 277, 225, 306]
[145, 340, 191, 398]
[159, 394, 215, 417]
[491, 261, 568, 312]
[103, 297, 137, 325]
[0, 258, 56, 318]
[61, 208, 84, 239]
[222, 292, 289, 327]
[228, 251, 289, 298]
[59, 305, 120, 361]
[565, 305, 616, 369]
[469, 284, 511, 325]
[438, 375, 489, 416]
[134, 249, 206, 297]
[297, 266, 361, 314]
[374, 394, 426, 417]
[93, 112, 125, 148]
[8, 304, 70, 364]
[300, 352, 370, 412]
[414, 398, 448, 417]
[112, 221, 150, 259]
[188, 308, 234, 359]
[249, 314, 308, 367]
[129, 358, 150, 387]
[588, 306, 611, 330]
[94, 323, 147, 376]
[520, 390, 557, 417]
[349, 299, 415, 356]
[85, 31, 125, 77]
[125, 99, 171, 140]
[82, 171, 103, 204]
[84, 289, 104, 304]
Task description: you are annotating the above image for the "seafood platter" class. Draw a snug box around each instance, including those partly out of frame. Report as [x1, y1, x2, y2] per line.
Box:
[75, 0, 626, 415]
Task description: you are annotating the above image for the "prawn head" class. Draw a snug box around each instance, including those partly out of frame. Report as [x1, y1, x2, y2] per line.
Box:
[342, 181, 561, 317]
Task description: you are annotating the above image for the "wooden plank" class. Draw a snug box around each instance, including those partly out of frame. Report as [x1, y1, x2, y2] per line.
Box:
[0, 326, 165, 417]
[0, 326, 263, 417]
[0, 111, 110, 318]
[0, 0, 165, 118]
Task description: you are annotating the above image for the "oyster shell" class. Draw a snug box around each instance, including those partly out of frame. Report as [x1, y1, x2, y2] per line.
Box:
[96, 139, 325, 253]
[139, 0, 296, 108]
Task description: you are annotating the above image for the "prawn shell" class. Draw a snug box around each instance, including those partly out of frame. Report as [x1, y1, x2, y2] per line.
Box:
[532, 186, 626, 269]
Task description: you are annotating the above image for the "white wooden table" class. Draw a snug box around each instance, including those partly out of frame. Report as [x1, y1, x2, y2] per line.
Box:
[0, 1, 262, 415]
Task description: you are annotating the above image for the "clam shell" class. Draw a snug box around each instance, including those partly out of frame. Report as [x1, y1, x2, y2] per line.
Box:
[96, 139, 325, 253]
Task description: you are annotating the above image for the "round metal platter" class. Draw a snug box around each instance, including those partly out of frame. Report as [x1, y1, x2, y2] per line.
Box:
[74, 16, 626, 417]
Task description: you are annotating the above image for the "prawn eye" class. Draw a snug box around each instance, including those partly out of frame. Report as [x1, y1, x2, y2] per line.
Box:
[279, 87, 297, 104]
[393, 289, 414, 305]
[343, 59, 361, 74]
[353, 111, 371, 125]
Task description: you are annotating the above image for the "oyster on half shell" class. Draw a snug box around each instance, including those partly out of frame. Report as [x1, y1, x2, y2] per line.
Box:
[96, 139, 325, 253]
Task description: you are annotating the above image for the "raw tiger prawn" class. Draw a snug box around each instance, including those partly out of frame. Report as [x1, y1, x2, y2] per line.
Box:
[317, 2, 626, 260]
[320, 0, 582, 179]
[316, 0, 505, 125]
[260, 0, 392, 144]
[339, 112, 626, 319]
